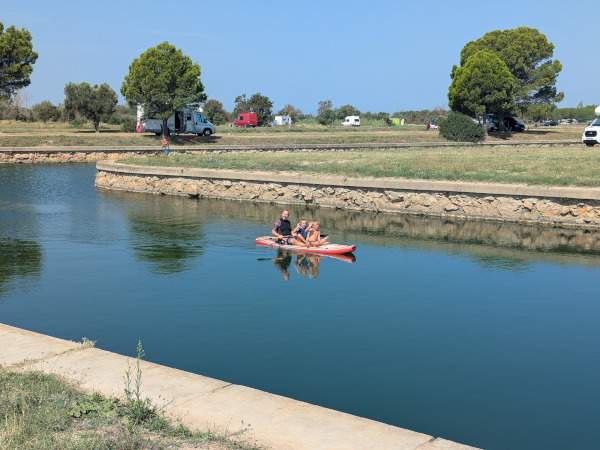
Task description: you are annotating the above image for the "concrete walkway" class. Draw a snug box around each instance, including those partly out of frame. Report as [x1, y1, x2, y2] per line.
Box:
[1, 323, 479, 449]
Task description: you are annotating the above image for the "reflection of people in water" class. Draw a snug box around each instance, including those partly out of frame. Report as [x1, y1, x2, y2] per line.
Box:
[272, 248, 292, 280]
[293, 253, 321, 278]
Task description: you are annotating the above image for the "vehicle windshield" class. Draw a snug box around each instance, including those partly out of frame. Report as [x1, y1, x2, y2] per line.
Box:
[591, 117, 600, 126]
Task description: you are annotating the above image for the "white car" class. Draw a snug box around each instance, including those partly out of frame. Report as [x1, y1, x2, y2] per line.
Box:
[582, 106, 600, 147]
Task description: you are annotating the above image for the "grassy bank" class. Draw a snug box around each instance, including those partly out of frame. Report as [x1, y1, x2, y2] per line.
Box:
[0, 365, 260, 450]
[120, 144, 600, 188]
[0, 120, 584, 147]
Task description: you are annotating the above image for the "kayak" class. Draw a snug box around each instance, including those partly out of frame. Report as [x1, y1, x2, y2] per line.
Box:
[255, 236, 356, 255]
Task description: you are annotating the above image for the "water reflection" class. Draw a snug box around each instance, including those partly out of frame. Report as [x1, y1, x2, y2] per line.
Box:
[0, 238, 42, 298]
[98, 189, 600, 271]
[267, 248, 356, 280]
[184, 197, 600, 270]
[127, 197, 206, 275]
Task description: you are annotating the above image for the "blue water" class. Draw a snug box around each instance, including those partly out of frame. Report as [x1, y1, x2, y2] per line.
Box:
[1, 164, 599, 449]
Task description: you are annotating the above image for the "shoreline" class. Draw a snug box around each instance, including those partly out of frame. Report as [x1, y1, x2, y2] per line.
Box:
[0, 323, 479, 450]
[95, 161, 600, 230]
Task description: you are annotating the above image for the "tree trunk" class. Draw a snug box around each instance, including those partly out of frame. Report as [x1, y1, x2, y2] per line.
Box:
[162, 118, 169, 138]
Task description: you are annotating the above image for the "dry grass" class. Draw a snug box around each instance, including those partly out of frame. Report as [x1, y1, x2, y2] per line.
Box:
[0, 120, 585, 148]
[123, 143, 600, 188]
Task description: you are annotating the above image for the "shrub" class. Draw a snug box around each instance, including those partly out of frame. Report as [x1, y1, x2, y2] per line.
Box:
[121, 118, 137, 132]
[439, 112, 485, 143]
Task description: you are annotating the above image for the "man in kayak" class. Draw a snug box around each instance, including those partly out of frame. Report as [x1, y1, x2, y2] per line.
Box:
[272, 209, 306, 246]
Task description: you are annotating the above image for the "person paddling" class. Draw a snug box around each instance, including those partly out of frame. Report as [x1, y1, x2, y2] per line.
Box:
[272, 209, 305, 246]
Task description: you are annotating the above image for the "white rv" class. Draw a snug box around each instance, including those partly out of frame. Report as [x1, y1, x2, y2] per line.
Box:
[342, 116, 360, 127]
[582, 106, 600, 147]
[139, 107, 216, 136]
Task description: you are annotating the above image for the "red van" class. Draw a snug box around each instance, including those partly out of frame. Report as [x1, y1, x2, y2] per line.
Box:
[235, 112, 258, 127]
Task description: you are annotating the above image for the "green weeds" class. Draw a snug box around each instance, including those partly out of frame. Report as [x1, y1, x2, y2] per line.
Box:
[0, 341, 262, 449]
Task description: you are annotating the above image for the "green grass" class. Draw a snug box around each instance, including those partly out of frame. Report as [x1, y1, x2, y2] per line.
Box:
[120, 144, 600, 187]
[0, 366, 261, 449]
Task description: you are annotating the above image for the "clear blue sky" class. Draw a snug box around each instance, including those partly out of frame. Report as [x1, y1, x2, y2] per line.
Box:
[4, 0, 598, 115]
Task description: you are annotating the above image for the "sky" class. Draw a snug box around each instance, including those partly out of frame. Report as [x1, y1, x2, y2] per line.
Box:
[3, 0, 599, 115]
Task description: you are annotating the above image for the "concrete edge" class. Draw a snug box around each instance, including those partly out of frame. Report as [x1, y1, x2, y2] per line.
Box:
[0, 323, 480, 450]
[96, 160, 600, 202]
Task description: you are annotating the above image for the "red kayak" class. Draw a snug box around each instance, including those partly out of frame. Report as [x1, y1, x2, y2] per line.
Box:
[255, 236, 356, 255]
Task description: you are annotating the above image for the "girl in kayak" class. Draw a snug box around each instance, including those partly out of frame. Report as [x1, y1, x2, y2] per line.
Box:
[306, 221, 330, 247]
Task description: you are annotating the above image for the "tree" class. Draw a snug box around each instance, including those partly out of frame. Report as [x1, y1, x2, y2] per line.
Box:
[63, 82, 118, 132]
[277, 104, 303, 124]
[317, 100, 333, 117]
[448, 51, 515, 126]
[232, 94, 249, 118]
[0, 22, 38, 99]
[121, 41, 206, 137]
[317, 100, 335, 125]
[203, 99, 229, 125]
[336, 104, 361, 120]
[32, 100, 59, 123]
[238, 92, 273, 126]
[457, 27, 563, 109]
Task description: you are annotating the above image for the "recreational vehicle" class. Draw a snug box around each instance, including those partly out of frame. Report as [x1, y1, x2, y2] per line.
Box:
[140, 107, 216, 136]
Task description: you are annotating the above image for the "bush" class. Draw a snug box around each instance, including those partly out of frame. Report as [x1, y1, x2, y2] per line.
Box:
[121, 118, 137, 132]
[439, 112, 485, 143]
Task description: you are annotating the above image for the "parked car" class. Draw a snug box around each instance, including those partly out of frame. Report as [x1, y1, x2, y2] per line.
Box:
[235, 112, 258, 127]
[541, 120, 558, 126]
[581, 106, 600, 147]
[486, 115, 525, 132]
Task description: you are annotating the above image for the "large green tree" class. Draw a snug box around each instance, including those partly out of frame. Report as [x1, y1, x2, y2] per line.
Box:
[202, 99, 229, 125]
[457, 27, 563, 108]
[32, 100, 59, 123]
[63, 82, 118, 132]
[448, 51, 515, 124]
[0, 22, 38, 99]
[121, 41, 206, 137]
[233, 92, 273, 126]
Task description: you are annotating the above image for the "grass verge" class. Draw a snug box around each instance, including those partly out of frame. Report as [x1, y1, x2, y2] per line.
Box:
[0, 348, 262, 449]
[119, 144, 600, 188]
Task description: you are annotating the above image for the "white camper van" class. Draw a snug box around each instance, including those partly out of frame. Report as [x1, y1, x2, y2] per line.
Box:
[140, 107, 216, 136]
[582, 106, 600, 146]
[342, 116, 360, 127]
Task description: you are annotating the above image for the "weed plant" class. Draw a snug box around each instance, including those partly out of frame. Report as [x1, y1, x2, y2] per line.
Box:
[0, 341, 262, 449]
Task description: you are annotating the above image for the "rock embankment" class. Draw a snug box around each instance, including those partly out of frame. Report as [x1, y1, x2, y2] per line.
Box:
[95, 162, 600, 229]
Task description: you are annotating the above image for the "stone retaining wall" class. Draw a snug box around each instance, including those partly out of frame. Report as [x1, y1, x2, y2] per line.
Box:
[1, 150, 159, 164]
[95, 162, 600, 229]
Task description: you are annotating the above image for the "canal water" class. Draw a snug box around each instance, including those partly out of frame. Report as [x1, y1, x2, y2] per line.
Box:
[1, 164, 599, 449]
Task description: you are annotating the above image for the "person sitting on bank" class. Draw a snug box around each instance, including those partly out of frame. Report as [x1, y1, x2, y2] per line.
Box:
[272, 209, 305, 246]
[161, 137, 170, 155]
[306, 221, 330, 247]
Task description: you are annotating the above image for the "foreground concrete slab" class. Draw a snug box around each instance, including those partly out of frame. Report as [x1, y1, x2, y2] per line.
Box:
[0, 323, 479, 449]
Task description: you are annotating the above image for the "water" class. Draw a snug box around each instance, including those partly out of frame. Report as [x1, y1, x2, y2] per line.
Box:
[1, 164, 599, 449]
